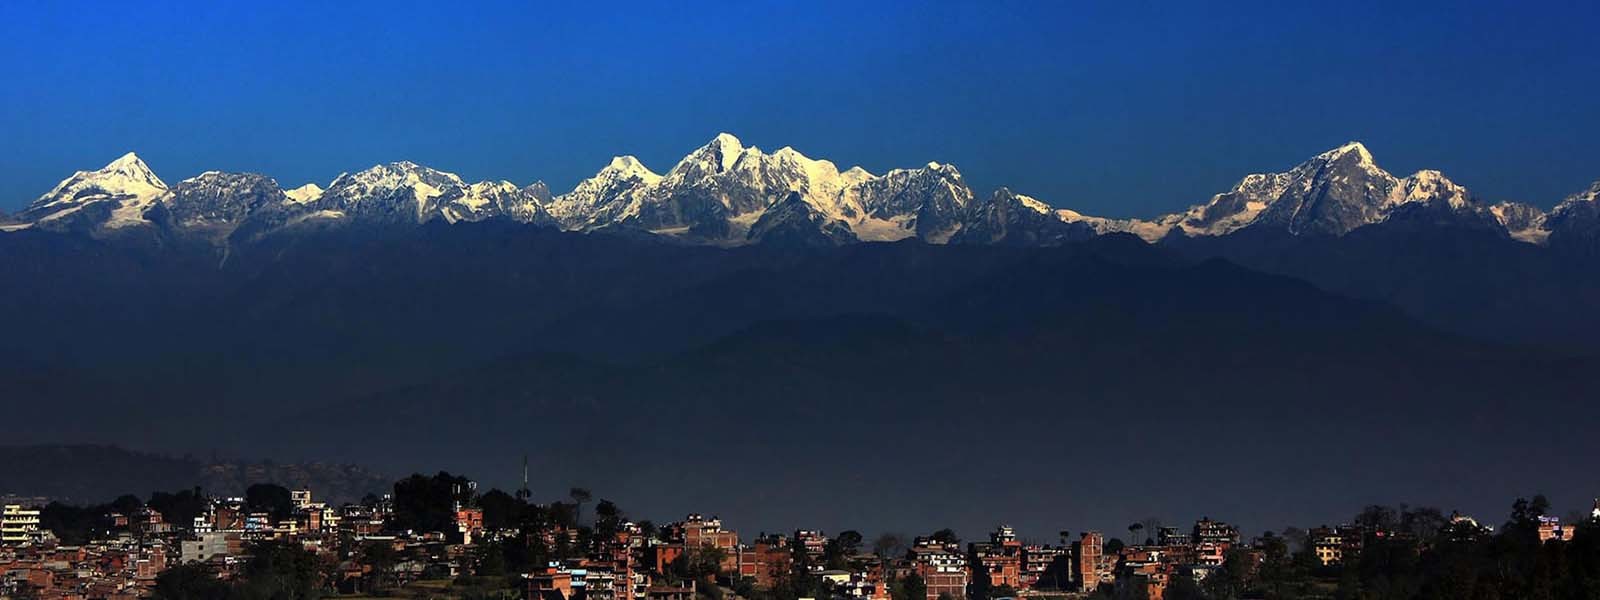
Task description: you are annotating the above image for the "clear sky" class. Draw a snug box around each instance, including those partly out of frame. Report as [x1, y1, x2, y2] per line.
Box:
[2, 0, 1597, 217]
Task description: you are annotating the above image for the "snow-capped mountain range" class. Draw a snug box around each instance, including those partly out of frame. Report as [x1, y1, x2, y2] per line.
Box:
[3, 134, 1596, 249]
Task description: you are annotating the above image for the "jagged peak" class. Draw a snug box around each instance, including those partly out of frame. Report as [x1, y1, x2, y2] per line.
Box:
[1393, 169, 1471, 208]
[1317, 140, 1376, 165]
[178, 170, 272, 185]
[664, 133, 749, 180]
[704, 132, 744, 171]
[711, 131, 742, 149]
[1568, 179, 1600, 202]
[353, 160, 460, 180]
[989, 187, 1052, 215]
[469, 180, 520, 192]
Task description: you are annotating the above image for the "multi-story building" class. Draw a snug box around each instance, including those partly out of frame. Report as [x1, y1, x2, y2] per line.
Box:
[1539, 516, 1575, 542]
[746, 534, 793, 588]
[970, 526, 1023, 590]
[456, 507, 485, 544]
[910, 537, 966, 600]
[1192, 518, 1239, 548]
[1308, 526, 1344, 566]
[679, 514, 739, 572]
[1, 505, 41, 545]
[1072, 531, 1104, 593]
[795, 530, 828, 565]
[1157, 527, 1190, 547]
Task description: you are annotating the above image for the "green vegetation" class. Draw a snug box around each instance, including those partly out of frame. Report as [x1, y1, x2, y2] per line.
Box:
[1137, 495, 1600, 600]
[153, 541, 323, 600]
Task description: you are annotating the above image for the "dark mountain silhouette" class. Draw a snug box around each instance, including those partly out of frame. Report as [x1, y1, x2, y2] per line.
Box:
[3, 223, 1598, 534]
[0, 445, 387, 504]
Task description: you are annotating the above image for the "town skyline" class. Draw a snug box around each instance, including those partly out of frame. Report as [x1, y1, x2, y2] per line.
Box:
[4, 469, 1593, 600]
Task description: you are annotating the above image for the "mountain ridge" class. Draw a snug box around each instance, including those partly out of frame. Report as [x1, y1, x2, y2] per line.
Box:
[7, 135, 1592, 250]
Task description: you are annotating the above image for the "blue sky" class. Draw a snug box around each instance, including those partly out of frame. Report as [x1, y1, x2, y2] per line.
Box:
[2, 0, 1597, 217]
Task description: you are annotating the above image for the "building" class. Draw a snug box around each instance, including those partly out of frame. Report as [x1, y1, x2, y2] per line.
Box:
[528, 563, 574, 600]
[180, 532, 238, 563]
[1019, 544, 1067, 589]
[679, 514, 739, 572]
[1072, 532, 1104, 593]
[457, 507, 485, 544]
[1538, 516, 1575, 543]
[970, 526, 1023, 590]
[2, 505, 41, 545]
[910, 538, 966, 600]
[1192, 518, 1239, 548]
[1308, 526, 1343, 566]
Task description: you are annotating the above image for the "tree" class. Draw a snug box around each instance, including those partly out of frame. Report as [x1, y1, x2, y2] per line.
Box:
[148, 488, 208, 529]
[245, 483, 294, 521]
[360, 541, 398, 594]
[478, 489, 525, 531]
[111, 494, 144, 515]
[152, 564, 230, 600]
[1163, 576, 1205, 600]
[1128, 523, 1145, 547]
[683, 544, 728, 580]
[1139, 518, 1163, 545]
[569, 488, 592, 524]
[824, 531, 864, 570]
[837, 530, 863, 554]
[240, 540, 324, 600]
[873, 532, 907, 559]
[891, 572, 926, 600]
[40, 501, 108, 545]
[1104, 538, 1125, 554]
[594, 499, 624, 541]
[930, 528, 959, 546]
[391, 472, 473, 533]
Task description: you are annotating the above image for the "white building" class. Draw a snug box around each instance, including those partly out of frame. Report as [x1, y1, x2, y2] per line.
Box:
[2, 504, 42, 544]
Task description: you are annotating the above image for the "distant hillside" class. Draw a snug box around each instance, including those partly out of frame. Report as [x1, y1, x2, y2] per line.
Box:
[0, 445, 388, 505]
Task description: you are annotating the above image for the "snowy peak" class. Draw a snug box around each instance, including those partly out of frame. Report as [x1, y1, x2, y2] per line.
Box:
[327, 161, 463, 201]
[708, 132, 744, 171]
[1393, 170, 1472, 209]
[101, 152, 163, 184]
[1316, 141, 1376, 166]
[523, 181, 553, 203]
[1153, 141, 1497, 238]
[312, 161, 473, 225]
[665, 133, 745, 182]
[20, 151, 170, 230]
[603, 155, 661, 182]
[284, 183, 324, 204]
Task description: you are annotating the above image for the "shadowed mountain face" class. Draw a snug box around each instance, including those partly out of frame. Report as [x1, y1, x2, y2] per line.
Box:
[0, 445, 388, 504]
[3, 224, 1598, 536]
